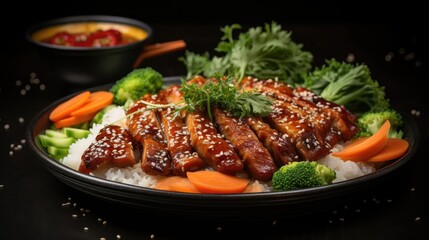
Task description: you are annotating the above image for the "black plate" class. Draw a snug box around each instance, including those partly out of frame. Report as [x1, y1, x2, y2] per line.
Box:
[27, 76, 420, 220]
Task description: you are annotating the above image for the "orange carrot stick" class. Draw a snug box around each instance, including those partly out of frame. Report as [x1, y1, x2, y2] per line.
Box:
[332, 120, 391, 161]
[367, 138, 409, 162]
[70, 91, 114, 118]
[49, 91, 91, 122]
[187, 170, 250, 194]
[54, 112, 96, 129]
[154, 176, 200, 193]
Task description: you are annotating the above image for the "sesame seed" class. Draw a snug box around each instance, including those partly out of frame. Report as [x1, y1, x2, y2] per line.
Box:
[72, 214, 78, 219]
[18, 117, 24, 123]
[346, 53, 355, 62]
[4, 124, 10, 130]
[100, 238, 106, 240]
[150, 234, 155, 239]
[410, 187, 415, 192]
[20, 89, 26, 95]
[15, 80, 22, 86]
[116, 234, 122, 239]
[103, 221, 107, 225]
[61, 202, 71, 207]
[216, 227, 222, 231]
[0, 185, 4, 190]
[40, 84, 46, 90]
[84, 227, 89, 232]
[415, 217, 421, 223]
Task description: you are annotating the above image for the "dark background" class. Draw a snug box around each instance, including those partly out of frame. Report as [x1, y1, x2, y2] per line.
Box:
[1, 1, 428, 239]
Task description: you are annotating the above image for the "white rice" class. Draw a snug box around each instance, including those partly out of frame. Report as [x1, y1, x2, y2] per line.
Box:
[60, 106, 376, 189]
[104, 164, 161, 188]
[317, 144, 376, 183]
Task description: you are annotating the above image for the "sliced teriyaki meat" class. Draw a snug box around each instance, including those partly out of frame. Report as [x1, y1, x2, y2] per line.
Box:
[213, 108, 277, 181]
[293, 87, 358, 140]
[157, 90, 205, 176]
[245, 116, 299, 166]
[127, 95, 171, 176]
[165, 83, 244, 175]
[240, 77, 357, 144]
[79, 125, 138, 174]
[186, 110, 244, 174]
[266, 99, 330, 161]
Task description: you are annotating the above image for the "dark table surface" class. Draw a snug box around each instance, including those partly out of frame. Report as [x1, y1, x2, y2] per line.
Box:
[1, 22, 428, 239]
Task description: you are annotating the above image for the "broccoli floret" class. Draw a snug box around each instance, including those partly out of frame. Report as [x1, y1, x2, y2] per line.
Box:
[272, 161, 336, 191]
[110, 68, 164, 105]
[357, 110, 403, 138]
[305, 59, 389, 115]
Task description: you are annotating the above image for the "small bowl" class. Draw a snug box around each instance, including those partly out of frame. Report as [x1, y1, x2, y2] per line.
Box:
[26, 15, 185, 86]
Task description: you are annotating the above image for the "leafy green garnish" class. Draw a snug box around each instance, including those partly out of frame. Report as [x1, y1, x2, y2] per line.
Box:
[304, 59, 389, 115]
[179, 22, 313, 85]
[180, 75, 273, 120]
[124, 75, 273, 121]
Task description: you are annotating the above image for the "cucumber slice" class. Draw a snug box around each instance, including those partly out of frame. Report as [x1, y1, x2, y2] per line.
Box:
[91, 104, 116, 125]
[63, 127, 90, 139]
[47, 146, 69, 158]
[38, 135, 75, 148]
[45, 129, 68, 138]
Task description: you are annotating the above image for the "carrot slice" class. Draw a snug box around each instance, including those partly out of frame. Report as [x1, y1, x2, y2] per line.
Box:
[186, 170, 250, 194]
[154, 176, 200, 193]
[332, 120, 391, 161]
[49, 91, 91, 122]
[54, 112, 97, 129]
[367, 138, 409, 162]
[243, 181, 264, 193]
[344, 137, 368, 148]
[70, 91, 114, 117]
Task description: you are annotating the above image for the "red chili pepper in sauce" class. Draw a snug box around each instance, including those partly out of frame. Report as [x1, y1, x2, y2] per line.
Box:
[49, 32, 76, 46]
[86, 30, 119, 47]
[47, 29, 126, 47]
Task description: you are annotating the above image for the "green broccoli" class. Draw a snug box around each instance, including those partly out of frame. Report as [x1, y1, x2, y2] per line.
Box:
[304, 59, 389, 115]
[356, 110, 403, 138]
[110, 68, 164, 105]
[272, 161, 336, 191]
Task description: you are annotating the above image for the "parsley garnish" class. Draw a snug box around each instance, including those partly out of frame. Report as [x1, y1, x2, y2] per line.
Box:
[179, 22, 313, 86]
[128, 76, 273, 121]
[180, 76, 273, 120]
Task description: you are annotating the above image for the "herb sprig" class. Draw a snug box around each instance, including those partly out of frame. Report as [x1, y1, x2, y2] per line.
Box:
[180, 75, 273, 120]
[124, 76, 273, 121]
[179, 22, 313, 86]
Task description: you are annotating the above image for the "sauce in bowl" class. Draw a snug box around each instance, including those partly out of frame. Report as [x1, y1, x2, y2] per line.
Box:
[31, 22, 148, 48]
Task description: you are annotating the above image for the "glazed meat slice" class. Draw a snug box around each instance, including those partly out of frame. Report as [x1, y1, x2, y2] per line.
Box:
[245, 116, 298, 166]
[293, 87, 358, 140]
[127, 95, 171, 176]
[186, 110, 244, 174]
[164, 83, 244, 175]
[214, 108, 277, 181]
[240, 77, 357, 144]
[157, 91, 206, 176]
[266, 100, 330, 160]
[79, 125, 137, 174]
